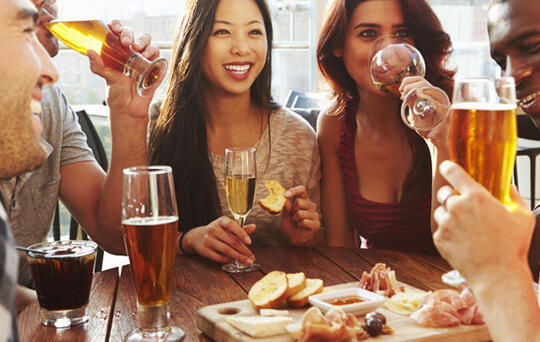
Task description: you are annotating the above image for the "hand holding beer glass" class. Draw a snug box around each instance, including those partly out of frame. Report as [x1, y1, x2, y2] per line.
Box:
[222, 148, 260, 273]
[122, 166, 184, 341]
[369, 36, 450, 131]
[44, 18, 167, 96]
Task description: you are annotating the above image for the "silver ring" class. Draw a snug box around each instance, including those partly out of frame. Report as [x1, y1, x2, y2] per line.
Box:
[437, 186, 456, 207]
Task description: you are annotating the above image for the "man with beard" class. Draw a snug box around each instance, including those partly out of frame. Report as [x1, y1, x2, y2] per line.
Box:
[433, 1, 540, 341]
[0, 0, 58, 340]
[1, 0, 162, 289]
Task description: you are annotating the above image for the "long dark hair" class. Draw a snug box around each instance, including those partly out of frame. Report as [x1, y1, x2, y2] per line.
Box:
[149, 0, 274, 231]
[317, 0, 455, 206]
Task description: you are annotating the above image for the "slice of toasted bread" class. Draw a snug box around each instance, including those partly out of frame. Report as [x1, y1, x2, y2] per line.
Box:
[259, 180, 287, 214]
[287, 278, 324, 308]
[248, 271, 289, 309]
[285, 272, 307, 298]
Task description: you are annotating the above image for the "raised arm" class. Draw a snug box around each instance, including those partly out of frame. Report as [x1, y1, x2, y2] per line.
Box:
[433, 161, 540, 342]
[317, 111, 354, 247]
[60, 21, 161, 254]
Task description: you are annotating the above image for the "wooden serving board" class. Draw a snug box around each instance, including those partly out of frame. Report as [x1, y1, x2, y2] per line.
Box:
[196, 282, 491, 342]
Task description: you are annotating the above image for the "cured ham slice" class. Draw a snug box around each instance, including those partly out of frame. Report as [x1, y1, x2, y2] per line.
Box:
[298, 307, 368, 341]
[411, 301, 460, 327]
[359, 263, 403, 297]
[458, 288, 484, 325]
[411, 288, 484, 328]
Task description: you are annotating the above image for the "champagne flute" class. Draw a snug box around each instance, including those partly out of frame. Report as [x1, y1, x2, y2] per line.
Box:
[222, 148, 260, 273]
[442, 77, 517, 287]
[122, 166, 184, 341]
[369, 35, 451, 132]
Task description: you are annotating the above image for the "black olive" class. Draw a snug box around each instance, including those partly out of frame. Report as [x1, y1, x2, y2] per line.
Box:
[366, 317, 383, 337]
[366, 311, 386, 325]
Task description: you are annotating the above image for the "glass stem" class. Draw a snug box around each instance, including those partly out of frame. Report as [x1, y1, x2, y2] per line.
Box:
[137, 302, 170, 332]
[233, 216, 246, 268]
[235, 216, 246, 228]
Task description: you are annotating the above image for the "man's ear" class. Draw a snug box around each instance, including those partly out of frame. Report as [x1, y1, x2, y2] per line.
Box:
[333, 48, 342, 58]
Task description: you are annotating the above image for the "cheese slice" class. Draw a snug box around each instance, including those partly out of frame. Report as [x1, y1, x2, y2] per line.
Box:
[259, 308, 290, 316]
[225, 315, 294, 337]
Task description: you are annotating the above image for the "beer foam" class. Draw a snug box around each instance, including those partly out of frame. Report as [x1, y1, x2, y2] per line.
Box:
[451, 102, 516, 111]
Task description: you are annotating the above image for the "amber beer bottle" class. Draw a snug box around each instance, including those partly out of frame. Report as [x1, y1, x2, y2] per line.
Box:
[122, 216, 178, 306]
[44, 19, 167, 96]
[448, 103, 517, 205]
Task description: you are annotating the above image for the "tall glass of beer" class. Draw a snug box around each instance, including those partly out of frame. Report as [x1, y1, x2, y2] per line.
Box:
[44, 19, 167, 96]
[449, 77, 517, 206]
[122, 166, 184, 341]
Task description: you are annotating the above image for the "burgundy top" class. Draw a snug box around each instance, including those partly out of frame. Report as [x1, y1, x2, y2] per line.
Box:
[338, 99, 437, 254]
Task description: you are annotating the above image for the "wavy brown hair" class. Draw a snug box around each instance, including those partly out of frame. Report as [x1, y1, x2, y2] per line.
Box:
[317, 0, 455, 207]
[149, 0, 274, 231]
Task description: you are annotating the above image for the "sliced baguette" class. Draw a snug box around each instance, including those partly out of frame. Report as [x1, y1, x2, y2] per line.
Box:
[285, 272, 307, 298]
[225, 315, 293, 337]
[248, 271, 289, 309]
[259, 180, 287, 214]
[287, 278, 324, 308]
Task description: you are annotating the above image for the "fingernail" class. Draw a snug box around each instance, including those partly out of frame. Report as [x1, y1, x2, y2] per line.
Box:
[285, 191, 291, 197]
[122, 37, 130, 45]
[246, 259, 253, 265]
[243, 236, 252, 244]
[133, 41, 141, 49]
[440, 160, 452, 173]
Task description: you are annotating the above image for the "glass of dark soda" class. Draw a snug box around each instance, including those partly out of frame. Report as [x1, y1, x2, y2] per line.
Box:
[26, 240, 97, 328]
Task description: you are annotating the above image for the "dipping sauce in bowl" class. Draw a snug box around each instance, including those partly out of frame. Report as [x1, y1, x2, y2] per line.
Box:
[309, 288, 385, 315]
[325, 296, 365, 305]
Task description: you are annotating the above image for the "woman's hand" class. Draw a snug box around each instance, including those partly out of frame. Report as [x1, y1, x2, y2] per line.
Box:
[87, 20, 162, 119]
[433, 161, 535, 284]
[280, 186, 321, 246]
[399, 76, 450, 145]
[181, 216, 256, 265]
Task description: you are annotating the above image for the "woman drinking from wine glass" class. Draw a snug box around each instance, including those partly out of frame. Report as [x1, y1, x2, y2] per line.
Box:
[149, 0, 321, 266]
[316, 0, 454, 252]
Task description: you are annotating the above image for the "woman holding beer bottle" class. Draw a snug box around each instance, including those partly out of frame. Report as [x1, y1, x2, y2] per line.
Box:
[149, 0, 321, 266]
[317, 0, 454, 252]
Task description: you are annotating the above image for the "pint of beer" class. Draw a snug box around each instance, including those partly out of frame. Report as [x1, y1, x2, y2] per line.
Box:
[45, 20, 167, 96]
[122, 166, 184, 341]
[122, 217, 178, 306]
[448, 78, 517, 206]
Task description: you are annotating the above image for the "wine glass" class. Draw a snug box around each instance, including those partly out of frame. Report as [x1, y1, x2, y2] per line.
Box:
[222, 148, 260, 273]
[369, 35, 451, 132]
[122, 166, 185, 341]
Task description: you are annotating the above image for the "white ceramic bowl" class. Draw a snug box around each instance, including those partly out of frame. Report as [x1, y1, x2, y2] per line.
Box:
[308, 288, 385, 315]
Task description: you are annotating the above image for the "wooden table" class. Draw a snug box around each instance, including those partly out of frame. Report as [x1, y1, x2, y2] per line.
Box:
[110, 246, 452, 342]
[17, 247, 453, 341]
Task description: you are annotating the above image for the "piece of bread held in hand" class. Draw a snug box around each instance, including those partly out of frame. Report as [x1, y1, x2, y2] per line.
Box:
[259, 180, 287, 214]
[249, 271, 289, 309]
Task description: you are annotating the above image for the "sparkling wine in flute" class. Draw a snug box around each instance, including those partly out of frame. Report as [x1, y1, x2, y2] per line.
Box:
[448, 103, 517, 205]
[122, 216, 178, 306]
[225, 175, 256, 218]
[44, 19, 167, 96]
